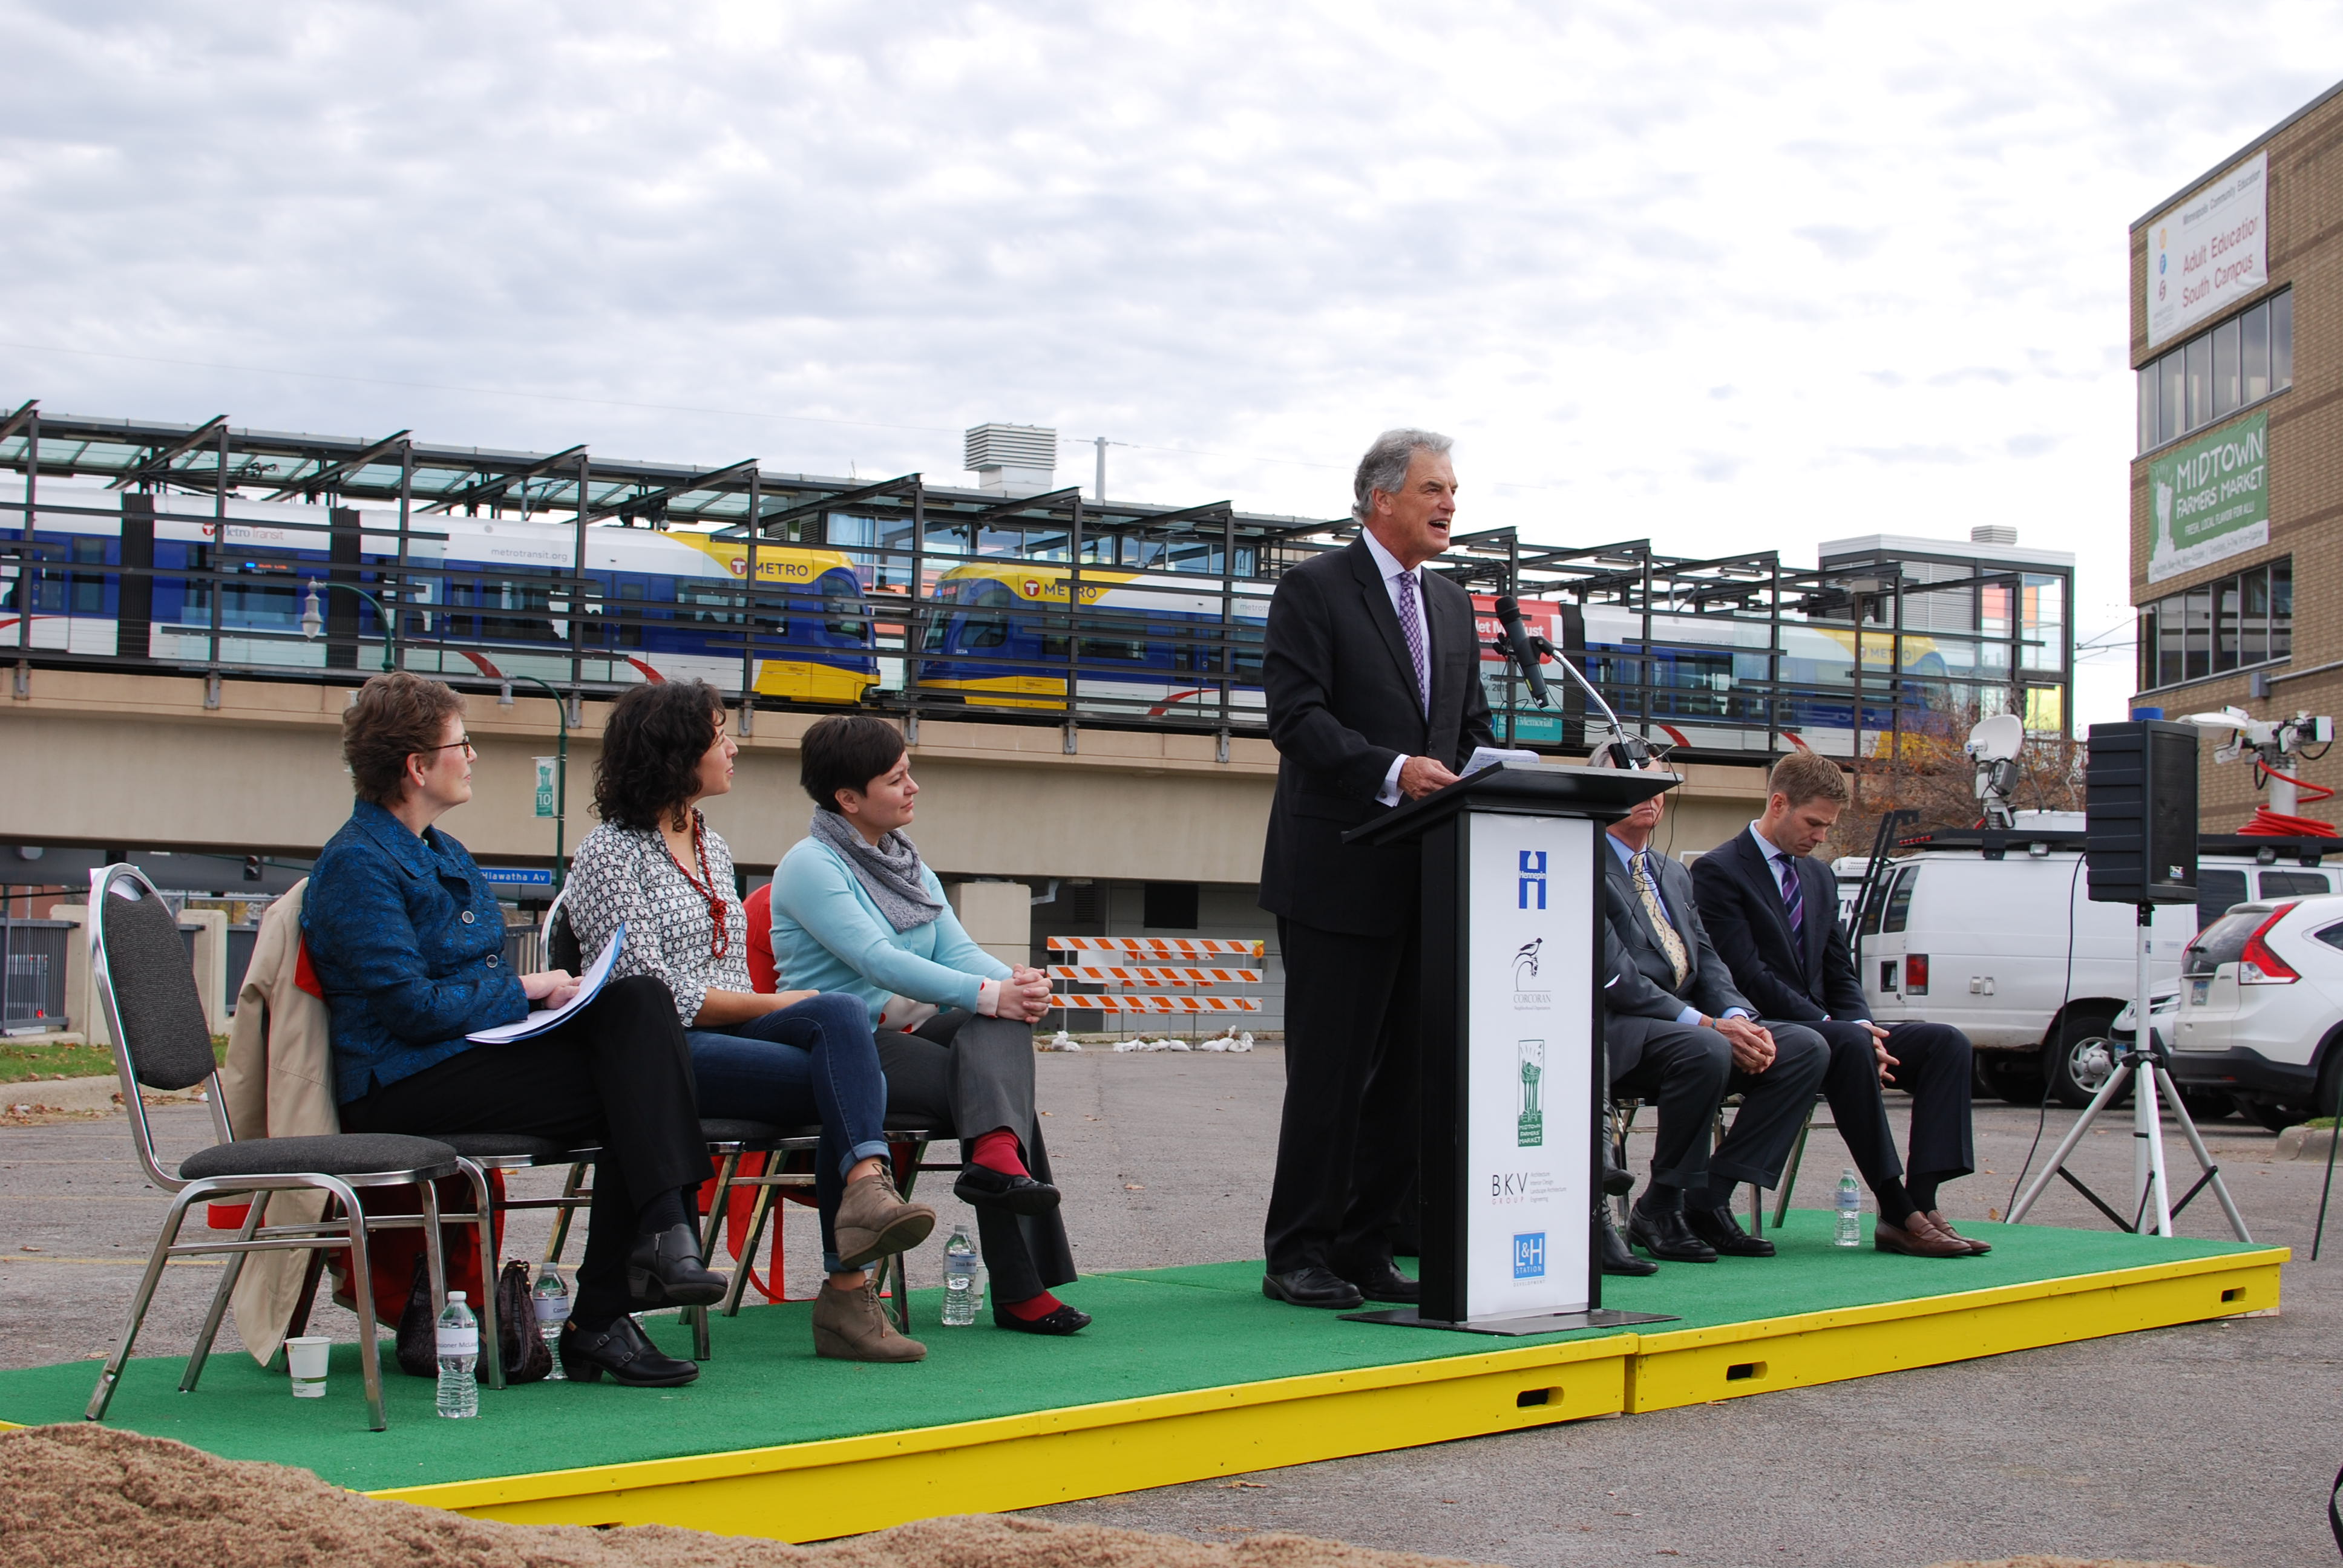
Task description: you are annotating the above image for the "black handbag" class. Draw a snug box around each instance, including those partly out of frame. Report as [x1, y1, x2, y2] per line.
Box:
[392, 1256, 551, 1381]
[393, 1255, 437, 1379]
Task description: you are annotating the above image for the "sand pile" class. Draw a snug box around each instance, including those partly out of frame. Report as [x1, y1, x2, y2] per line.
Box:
[1, 1423, 1496, 1568]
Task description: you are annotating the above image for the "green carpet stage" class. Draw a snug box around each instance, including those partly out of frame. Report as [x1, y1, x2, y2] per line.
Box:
[0, 1214, 2286, 1542]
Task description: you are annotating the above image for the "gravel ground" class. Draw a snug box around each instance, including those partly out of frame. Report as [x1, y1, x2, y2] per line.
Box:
[3, 1049, 2336, 1567]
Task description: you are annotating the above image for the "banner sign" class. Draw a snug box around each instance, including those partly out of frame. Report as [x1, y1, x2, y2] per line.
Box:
[1463, 812, 1593, 1319]
[533, 757, 557, 818]
[2148, 411, 2268, 584]
[2146, 151, 2267, 350]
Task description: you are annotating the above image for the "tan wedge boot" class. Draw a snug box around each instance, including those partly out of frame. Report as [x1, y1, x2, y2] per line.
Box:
[833, 1169, 936, 1269]
[811, 1278, 928, 1362]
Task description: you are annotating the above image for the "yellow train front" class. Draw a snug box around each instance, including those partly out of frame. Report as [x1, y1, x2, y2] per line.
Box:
[914, 563, 1266, 719]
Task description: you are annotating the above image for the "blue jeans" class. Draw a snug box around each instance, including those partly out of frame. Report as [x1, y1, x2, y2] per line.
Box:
[687, 991, 890, 1273]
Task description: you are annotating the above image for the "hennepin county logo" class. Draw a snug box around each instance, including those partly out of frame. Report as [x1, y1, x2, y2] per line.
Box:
[1517, 850, 1547, 910]
[1516, 1039, 1544, 1147]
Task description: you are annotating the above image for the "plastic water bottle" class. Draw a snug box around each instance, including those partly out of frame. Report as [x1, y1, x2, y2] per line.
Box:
[1835, 1169, 1863, 1248]
[531, 1264, 571, 1380]
[435, 1291, 479, 1418]
[942, 1225, 980, 1326]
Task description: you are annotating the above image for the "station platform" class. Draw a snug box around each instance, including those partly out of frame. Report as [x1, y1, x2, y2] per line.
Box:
[0, 1213, 2284, 1544]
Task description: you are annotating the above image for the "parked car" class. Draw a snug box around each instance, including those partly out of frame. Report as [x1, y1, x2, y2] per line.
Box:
[2164, 893, 2343, 1132]
[1853, 815, 2340, 1108]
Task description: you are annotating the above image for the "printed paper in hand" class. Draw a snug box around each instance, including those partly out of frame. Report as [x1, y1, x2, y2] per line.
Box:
[1464, 746, 1543, 776]
[467, 923, 623, 1044]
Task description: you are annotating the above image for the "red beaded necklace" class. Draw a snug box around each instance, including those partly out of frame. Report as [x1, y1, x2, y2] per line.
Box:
[662, 809, 730, 961]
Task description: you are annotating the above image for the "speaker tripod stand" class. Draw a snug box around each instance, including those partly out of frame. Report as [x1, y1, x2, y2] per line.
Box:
[2009, 904, 2252, 1242]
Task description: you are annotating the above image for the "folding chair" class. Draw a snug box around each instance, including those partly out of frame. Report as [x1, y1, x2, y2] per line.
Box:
[1610, 1093, 1820, 1239]
[83, 864, 462, 1432]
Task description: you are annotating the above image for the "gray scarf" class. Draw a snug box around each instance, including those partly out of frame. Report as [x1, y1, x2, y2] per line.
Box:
[810, 809, 946, 932]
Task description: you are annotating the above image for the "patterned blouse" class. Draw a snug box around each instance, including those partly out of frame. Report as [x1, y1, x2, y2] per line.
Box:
[565, 812, 753, 1028]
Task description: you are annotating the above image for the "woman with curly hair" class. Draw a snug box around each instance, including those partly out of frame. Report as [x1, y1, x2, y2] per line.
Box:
[564, 679, 932, 1364]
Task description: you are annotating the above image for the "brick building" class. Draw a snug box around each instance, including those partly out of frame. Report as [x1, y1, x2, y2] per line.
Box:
[2131, 82, 2342, 830]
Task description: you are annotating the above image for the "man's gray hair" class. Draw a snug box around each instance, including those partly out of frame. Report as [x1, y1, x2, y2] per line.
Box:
[1351, 428, 1453, 523]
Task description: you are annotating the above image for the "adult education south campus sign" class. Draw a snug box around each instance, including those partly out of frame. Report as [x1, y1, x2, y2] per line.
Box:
[2146, 151, 2267, 350]
[2149, 410, 2268, 584]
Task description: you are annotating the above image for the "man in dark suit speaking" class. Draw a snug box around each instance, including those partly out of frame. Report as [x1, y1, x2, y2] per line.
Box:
[1689, 752, 1985, 1258]
[1256, 428, 1496, 1310]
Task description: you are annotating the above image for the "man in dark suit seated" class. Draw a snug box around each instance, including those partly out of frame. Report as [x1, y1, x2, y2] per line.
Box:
[1599, 760, 1827, 1266]
[1689, 751, 1985, 1258]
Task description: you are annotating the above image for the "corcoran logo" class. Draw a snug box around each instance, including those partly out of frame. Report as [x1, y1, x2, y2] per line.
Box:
[1512, 937, 1541, 988]
[1512, 1232, 1546, 1280]
[1518, 851, 1547, 910]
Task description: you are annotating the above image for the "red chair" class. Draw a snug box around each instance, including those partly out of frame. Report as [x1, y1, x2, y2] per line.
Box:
[744, 882, 778, 995]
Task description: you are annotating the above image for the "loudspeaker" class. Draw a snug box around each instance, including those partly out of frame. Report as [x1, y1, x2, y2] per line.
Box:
[2085, 720, 2199, 904]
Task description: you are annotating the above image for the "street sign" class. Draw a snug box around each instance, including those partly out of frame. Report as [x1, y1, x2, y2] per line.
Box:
[478, 866, 554, 887]
[534, 756, 557, 818]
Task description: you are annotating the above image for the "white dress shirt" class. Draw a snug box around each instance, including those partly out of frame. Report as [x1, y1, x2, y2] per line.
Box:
[1361, 528, 1431, 808]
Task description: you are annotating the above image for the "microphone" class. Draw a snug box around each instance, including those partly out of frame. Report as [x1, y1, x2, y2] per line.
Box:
[1492, 595, 1551, 708]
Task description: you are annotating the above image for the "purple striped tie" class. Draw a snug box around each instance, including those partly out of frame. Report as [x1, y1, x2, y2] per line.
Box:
[1775, 852, 1804, 941]
[1394, 570, 1429, 716]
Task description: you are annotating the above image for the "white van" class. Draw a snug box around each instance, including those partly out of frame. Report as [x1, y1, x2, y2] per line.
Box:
[1852, 813, 2339, 1108]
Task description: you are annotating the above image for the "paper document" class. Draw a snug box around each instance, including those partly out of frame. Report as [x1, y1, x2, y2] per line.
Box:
[466, 922, 623, 1045]
[1464, 746, 1543, 776]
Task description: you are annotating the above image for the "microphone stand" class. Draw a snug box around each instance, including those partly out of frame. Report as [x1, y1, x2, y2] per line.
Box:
[1487, 626, 1651, 769]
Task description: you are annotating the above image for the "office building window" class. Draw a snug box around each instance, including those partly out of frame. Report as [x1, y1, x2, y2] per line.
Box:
[2137, 558, 2291, 691]
[2137, 289, 2291, 452]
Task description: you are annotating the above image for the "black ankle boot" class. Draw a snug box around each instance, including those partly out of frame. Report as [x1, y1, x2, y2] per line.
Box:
[1601, 1091, 1634, 1197]
[1599, 1206, 1658, 1276]
[625, 1222, 726, 1308]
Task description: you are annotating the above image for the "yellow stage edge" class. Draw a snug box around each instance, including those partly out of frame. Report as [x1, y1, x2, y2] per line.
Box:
[364, 1246, 2284, 1543]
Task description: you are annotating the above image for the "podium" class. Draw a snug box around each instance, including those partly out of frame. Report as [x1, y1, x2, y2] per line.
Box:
[1342, 762, 1680, 1334]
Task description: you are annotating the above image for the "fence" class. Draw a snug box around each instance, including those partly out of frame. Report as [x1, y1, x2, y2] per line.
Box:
[1, 919, 71, 1033]
[1047, 936, 1263, 1037]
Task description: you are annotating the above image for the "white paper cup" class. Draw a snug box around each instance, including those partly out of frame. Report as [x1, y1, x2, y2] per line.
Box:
[285, 1335, 330, 1397]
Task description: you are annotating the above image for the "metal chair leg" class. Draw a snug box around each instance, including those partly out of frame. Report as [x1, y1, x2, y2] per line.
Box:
[689, 1149, 744, 1361]
[1774, 1108, 1817, 1228]
[182, 1192, 265, 1392]
[879, 1249, 911, 1334]
[87, 1187, 202, 1421]
[453, 1160, 505, 1390]
[546, 1161, 589, 1264]
[723, 1182, 781, 1316]
[331, 1176, 388, 1432]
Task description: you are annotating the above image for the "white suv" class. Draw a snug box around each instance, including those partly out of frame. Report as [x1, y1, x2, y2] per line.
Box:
[2166, 893, 2343, 1129]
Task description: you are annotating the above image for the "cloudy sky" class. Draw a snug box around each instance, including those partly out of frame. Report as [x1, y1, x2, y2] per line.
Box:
[5, 2, 2341, 724]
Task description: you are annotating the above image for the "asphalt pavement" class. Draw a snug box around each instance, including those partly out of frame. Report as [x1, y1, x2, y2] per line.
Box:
[4, 1050, 2339, 1566]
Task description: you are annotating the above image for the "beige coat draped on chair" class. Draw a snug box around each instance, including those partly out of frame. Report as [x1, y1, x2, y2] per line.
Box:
[219, 880, 339, 1365]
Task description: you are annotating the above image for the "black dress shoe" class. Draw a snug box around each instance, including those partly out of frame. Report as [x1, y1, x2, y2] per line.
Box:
[625, 1223, 727, 1307]
[1261, 1266, 1366, 1309]
[1333, 1258, 1420, 1304]
[1599, 1208, 1659, 1276]
[1683, 1205, 1775, 1258]
[995, 1302, 1092, 1334]
[1627, 1204, 1718, 1263]
[560, 1314, 699, 1387]
[953, 1163, 1061, 1216]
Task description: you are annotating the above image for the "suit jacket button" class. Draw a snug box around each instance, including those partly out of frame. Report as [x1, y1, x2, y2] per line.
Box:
[461, 910, 476, 924]
[486, 955, 499, 967]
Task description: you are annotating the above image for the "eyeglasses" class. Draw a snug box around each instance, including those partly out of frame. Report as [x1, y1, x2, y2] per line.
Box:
[421, 736, 477, 758]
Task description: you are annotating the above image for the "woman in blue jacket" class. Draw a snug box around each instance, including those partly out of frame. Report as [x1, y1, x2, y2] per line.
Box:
[773, 715, 1087, 1335]
[304, 671, 718, 1388]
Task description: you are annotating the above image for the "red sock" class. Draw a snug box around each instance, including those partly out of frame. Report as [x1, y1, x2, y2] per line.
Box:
[1003, 1290, 1063, 1321]
[971, 1128, 1028, 1177]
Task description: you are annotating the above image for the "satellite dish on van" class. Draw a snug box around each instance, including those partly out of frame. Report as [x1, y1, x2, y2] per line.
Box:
[1964, 713, 2025, 765]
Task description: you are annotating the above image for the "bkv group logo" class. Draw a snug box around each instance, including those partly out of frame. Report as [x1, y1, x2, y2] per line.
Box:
[1516, 1038, 1544, 1148]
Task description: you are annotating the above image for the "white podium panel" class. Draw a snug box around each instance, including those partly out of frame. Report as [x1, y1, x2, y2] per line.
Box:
[1461, 810, 1595, 1321]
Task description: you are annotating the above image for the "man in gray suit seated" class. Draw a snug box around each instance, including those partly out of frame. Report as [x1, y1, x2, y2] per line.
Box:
[1601, 762, 1828, 1264]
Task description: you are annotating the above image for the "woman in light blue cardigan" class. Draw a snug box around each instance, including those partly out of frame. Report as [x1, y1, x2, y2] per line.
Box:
[772, 715, 1087, 1336]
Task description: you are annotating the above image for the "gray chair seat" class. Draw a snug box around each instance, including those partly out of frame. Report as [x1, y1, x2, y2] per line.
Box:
[178, 1133, 459, 1181]
[700, 1118, 787, 1145]
[436, 1131, 577, 1161]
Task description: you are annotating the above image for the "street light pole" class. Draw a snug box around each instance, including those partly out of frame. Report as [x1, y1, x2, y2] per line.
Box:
[499, 674, 571, 888]
[299, 578, 396, 672]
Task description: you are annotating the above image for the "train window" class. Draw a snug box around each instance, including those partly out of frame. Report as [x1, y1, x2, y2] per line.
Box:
[1079, 636, 1147, 662]
[676, 581, 741, 625]
[617, 581, 644, 649]
[822, 586, 865, 641]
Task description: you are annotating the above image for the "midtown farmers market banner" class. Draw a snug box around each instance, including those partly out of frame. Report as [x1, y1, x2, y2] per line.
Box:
[2149, 411, 2267, 584]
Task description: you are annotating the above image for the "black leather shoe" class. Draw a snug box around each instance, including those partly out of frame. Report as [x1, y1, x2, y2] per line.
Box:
[1599, 1208, 1659, 1276]
[1684, 1205, 1775, 1258]
[1262, 1266, 1366, 1309]
[559, 1314, 699, 1387]
[1627, 1204, 1718, 1263]
[995, 1302, 1093, 1334]
[1334, 1258, 1420, 1304]
[625, 1223, 727, 1307]
[953, 1163, 1061, 1216]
